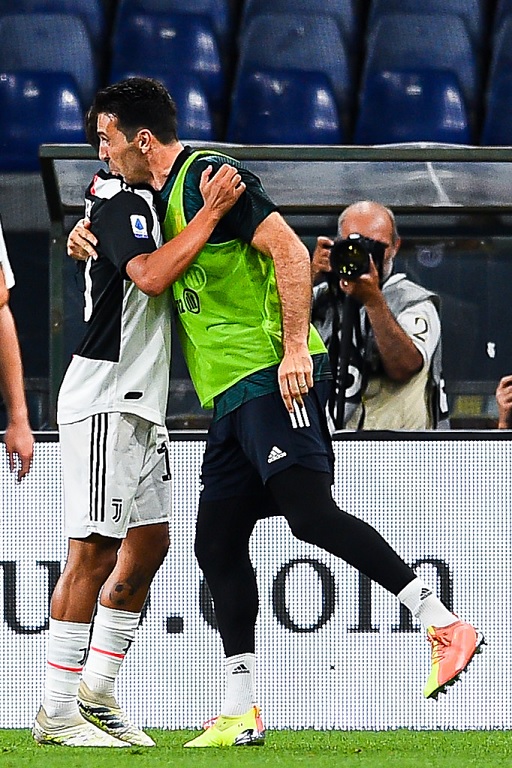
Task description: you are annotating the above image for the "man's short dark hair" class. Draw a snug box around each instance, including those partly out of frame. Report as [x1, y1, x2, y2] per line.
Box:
[86, 77, 178, 148]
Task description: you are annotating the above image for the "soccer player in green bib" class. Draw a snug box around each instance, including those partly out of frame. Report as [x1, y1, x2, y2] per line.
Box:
[68, 78, 483, 747]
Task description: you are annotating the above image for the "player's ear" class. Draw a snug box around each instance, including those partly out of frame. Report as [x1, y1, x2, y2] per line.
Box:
[137, 129, 152, 153]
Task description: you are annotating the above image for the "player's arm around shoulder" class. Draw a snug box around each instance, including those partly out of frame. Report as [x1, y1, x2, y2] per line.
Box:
[127, 164, 245, 296]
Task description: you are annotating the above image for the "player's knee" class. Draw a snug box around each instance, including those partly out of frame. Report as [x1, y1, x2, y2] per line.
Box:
[286, 515, 320, 545]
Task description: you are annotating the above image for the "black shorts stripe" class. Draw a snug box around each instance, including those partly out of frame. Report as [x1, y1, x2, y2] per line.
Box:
[89, 413, 108, 522]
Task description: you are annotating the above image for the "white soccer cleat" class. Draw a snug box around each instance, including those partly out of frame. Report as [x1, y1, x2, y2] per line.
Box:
[32, 706, 128, 747]
[78, 681, 155, 747]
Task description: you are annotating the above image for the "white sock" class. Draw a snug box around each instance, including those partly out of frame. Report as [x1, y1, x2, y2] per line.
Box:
[43, 617, 91, 718]
[397, 577, 457, 630]
[221, 653, 256, 716]
[82, 604, 141, 700]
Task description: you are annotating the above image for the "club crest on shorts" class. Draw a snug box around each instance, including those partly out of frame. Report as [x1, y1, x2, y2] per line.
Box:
[111, 497, 123, 523]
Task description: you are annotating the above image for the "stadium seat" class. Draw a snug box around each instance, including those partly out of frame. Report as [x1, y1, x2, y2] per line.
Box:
[354, 69, 472, 145]
[109, 70, 216, 141]
[488, 16, 512, 92]
[237, 13, 355, 119]
[367, 0, 488, 51]
[362, 14, 481, 110]
[0, 0, 106, 49]
[240, 0, 361, 54]
[226, 68, 344, 145]
[0, 71, 85, 172]
[493, 0, 512, 38]
[0, 14, 96, 106]
[111, 11, 226, 116]
[481, 71, 512, 145]
[115, 0, 233, 52]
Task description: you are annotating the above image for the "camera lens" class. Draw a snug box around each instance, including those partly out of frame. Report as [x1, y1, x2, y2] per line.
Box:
[340, 242, 368, 276]
[329, 235, 371, 279]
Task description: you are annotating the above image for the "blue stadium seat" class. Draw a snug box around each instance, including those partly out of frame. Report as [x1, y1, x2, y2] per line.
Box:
[0, 0, 106, 49]
[0, 14, 96, 106]
[493, 0, 512, 38]
[362, 14, 481, 110]
[111, 11, 226, 115]
[109, 71, 216, 141]
[237, 13, 354, 118]
[240, 0, 361, 53]
[488, 16, 512, 91]
[354, 69, 472, 145]
[367, 0, 488, 51]
[0, 71, 85, 172]
[481, 71, 512, 145]
[115, 0, 233, 52]
[226, 68, 344, 145]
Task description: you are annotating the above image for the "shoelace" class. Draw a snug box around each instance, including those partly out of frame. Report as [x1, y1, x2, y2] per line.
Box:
[200, 708, 261, 731]
[201, 715, 219, 730]
[428, 630, 450, 663]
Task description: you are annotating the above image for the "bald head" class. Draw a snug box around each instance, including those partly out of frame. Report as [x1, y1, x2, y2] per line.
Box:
[338, 201, 400, 281]
[338, 201, 398, 245]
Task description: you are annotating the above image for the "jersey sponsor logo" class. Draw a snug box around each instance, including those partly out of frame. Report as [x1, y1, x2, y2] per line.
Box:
[130, 214, 149, 239]
[268, 445, 287, 463]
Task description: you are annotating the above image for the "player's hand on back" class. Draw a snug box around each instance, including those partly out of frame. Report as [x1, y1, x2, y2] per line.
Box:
[67, 218, 99, 261]
[199, 164, 246, 221]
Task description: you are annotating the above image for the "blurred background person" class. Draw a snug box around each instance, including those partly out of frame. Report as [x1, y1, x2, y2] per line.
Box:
[311, 200, 448, 431]
[0, 217, 33, 479]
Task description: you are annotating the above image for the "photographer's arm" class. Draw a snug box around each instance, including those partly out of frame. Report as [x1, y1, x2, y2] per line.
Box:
[342, 259, 423, 383]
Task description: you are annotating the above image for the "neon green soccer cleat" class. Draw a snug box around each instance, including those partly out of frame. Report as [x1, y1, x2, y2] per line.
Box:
[184, 706, 266, 748]
[423, 619, 485, 699]
[78, 681, 155, 746]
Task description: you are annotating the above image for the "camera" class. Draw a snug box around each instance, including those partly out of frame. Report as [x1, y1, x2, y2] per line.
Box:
[329, 233, 386, 280]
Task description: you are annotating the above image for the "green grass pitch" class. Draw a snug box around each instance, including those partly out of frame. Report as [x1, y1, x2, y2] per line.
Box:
[1, 729, 511, 767]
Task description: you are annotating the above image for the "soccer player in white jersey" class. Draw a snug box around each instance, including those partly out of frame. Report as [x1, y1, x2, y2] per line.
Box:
[33, 93, 244, 748]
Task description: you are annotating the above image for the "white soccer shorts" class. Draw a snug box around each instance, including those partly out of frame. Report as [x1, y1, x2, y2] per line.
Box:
[59, 412, 172, 539]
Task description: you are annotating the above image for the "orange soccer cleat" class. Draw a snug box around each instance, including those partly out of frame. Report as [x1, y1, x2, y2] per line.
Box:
[423, 619, 485, 699]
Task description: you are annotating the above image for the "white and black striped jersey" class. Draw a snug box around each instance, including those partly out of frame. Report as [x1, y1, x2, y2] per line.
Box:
[57, 170, 171, 426]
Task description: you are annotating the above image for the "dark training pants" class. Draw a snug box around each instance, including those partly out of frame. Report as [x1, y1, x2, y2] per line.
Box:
[195, 465, 415, 657]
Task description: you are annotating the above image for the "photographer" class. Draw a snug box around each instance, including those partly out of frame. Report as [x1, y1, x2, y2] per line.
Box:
[312, 200, 447, 430]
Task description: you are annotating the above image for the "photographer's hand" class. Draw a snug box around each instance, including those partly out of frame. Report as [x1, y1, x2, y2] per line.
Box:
[339, 255, 381, 303]
[311, 236, 333, 282]
[496, 375, 512, 428]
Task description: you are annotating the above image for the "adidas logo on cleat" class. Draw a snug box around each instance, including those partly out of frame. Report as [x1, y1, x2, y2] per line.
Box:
[267, 446, 287, 464]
